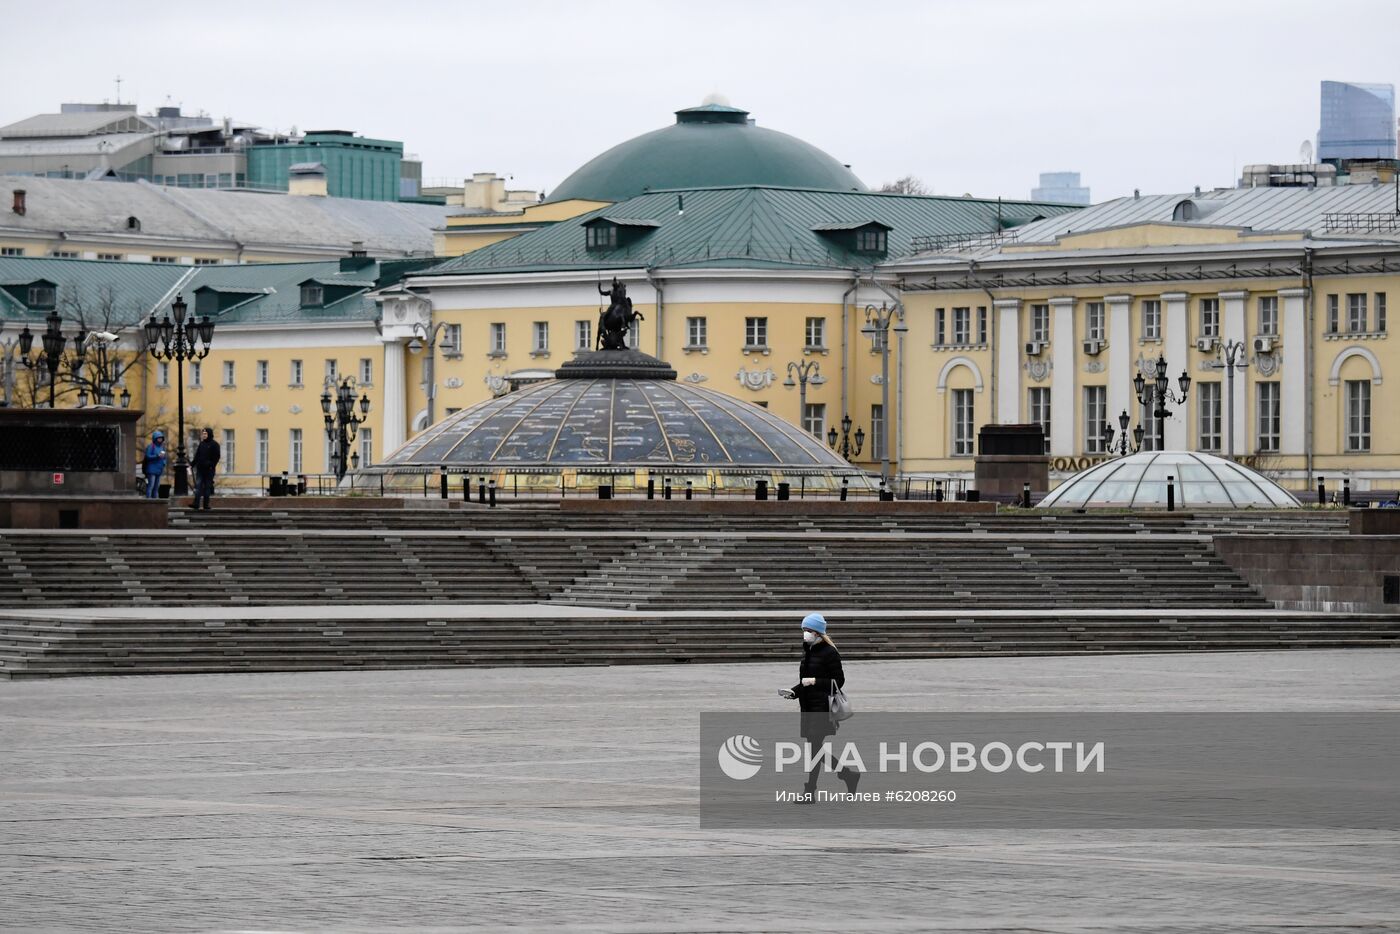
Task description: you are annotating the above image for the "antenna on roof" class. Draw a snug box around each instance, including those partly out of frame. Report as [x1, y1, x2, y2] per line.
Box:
[115, 75, 122, 104]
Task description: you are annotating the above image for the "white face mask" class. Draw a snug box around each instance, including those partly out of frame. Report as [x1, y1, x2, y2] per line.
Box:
[802, 630, 820, 644]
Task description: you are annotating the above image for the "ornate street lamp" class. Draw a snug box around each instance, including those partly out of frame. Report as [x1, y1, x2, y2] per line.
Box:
[860, 301, 907, 484]
[783, 359, 822, 438]
[146, 294, 214, 495]
[1206, 339, 1248, 458]
[826, 412, 865, 461]
[409, 320, 451, 428]
[17, 311, 83, 407]
[1133, 353, 1190, 451]
[1102, 408, 1145, 457]
[323, 375, 371, 481]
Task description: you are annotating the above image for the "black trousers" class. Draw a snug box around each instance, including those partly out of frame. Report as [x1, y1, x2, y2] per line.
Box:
[194, 470, 215, 509]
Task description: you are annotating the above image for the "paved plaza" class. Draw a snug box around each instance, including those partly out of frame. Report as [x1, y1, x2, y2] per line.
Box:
[2, 650, 1398, 933]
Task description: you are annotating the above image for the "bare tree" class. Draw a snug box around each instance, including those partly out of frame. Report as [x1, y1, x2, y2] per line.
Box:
[60, 284, 151, 407]
[878, 175, 931, 196]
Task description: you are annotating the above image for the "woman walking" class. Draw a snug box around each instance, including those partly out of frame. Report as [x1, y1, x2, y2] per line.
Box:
[783, 612, 858, 795]
[191, 428, 221, 511]
[142, 430, 167, 499]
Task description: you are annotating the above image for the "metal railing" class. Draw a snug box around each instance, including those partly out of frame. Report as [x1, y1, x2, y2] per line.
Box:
[1321, 212, 1400, 232]
[909, 230, 1019, 254]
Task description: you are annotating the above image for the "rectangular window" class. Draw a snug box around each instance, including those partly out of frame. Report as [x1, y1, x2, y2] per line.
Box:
[1030, 304, 1049, 343]
[300, 285, 324, 307]
[1327, 294, 1339, 333]
[935, 309, 946, 346]
[1347, 293, 1368, 332]
[1029, 387, 1051, 453]
[256, 429, 269, 474]
[576, 320, 592, 350]
[1378, 293, 1388, 333]
[1085, 302, 1105, 341]
[490, 323, 506, 354]
[442, 323, 462, 353]
[325, 358, 338, 382]
[359, 358, 373, 384]
[805, 316, 826, 349]
[626, 319, 640, 349]
[1256, 382, 1280, 453]
[26, 285, 55, 308]
[976, 307, 988, 345]
[96, 253, 122, 261]
[289, 429, 303, 474]
[150, 255, 177, 264]
[871, 404, 886, 460]
[222, 429, 235, 474]
[323, 435, 335, 473]
[0, 247, 23, 256]
[744, 316, 768, 349]
[256, 360, 269, 387]
[1346, 380, 1371, 452]
[1140, 403, 1160, 451]
[532, 321, 549, 353]
[802, 402, 826, 439]
[686, 316, 707, 348]
[951, 391, 974, 456]
[1083, 386, 1107, 454]
[359, 428, 373, 469]
[585, 225, 617, 249]
[1141, 300, 1161, 340]
[222, 360, 235, 386]
[952, 307, 970, 345]
[1257, 296, 1278, 336]
[193, 258, 219, 266]
[856, 229, 886, 252]
[157, 361, 170, 387]
[1199, 298, 1219, 338]
[290, 359, 303, 386]
[49, 250, 78, 259]
[1197, 382, 1222, 452]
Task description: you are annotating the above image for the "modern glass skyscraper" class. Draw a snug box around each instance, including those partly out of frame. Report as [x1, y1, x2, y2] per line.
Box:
[1031, 172, 1091, 205]
[1318, 81, 1396, 161]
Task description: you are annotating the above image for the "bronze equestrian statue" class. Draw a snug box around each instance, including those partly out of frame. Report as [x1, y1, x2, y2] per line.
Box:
[597, 278, 644, 350]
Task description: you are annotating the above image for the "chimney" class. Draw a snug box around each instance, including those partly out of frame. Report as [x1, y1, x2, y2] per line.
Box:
[12, 189, 26, 216]
[340, 240, 375, 272]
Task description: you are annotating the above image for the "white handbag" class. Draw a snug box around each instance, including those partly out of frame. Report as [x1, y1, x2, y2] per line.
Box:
[828, 681, 854, 722]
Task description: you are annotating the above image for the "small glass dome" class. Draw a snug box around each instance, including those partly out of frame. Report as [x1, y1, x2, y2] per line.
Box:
[1037, 451, 1301, 509]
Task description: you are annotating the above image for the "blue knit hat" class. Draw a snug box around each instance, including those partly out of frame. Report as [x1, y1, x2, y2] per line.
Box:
[801, 612, 827, 634]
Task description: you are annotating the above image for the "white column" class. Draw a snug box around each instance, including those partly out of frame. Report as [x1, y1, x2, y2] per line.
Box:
[994, 298, 1021, 424]
[1105, 294, 1132, 430]
[1220, 290, 1248, 456]
[1161, 292, 1189, 450]
[1049, 297, 1076, 456]
[380, 337, 406, 457]
[1279, 287, 1307, 455]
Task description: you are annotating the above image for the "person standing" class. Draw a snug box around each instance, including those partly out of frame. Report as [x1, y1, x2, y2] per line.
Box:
[142, 430, 167, 499]
[191, 427, 221, 511]
[782, 612, 858, 795]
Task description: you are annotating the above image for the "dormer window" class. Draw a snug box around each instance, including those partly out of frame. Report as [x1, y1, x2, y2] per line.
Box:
[301, 284, 324, 307]
[27, 285, 55, 309]
[126, 216, 141, 231]
[586, 225, 617, 250]
[856, 229, 887, 253]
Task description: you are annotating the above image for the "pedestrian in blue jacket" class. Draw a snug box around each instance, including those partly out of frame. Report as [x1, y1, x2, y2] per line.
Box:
[142, 430, 167, 498]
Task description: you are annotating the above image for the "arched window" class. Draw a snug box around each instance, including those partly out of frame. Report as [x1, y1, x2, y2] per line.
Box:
[126, 216, 140, 231]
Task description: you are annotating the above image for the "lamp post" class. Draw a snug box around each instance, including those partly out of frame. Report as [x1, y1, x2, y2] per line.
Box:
[409, 320, 450, 428]
[16, 311, 83, 408]
[826, 412, 865, 461]
[860, 301, 908, 484]
[783, 359, 822, 437]
[145, 294, 214, 495]
[1102, 408, 1145, 457]
[1207, 339, 1248, 459]
[1133, 353, 1191, 451]
[322, 375, 370, 482]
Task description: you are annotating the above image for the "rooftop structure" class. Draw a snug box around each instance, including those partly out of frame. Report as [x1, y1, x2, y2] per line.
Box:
[1319, 81, 1397, 163]
[1037, 452, 1301, 509]
[1031, 172, 1091, 205]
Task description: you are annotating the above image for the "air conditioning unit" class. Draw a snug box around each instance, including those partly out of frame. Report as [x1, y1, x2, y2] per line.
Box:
[1082, 339, 1104, 356]
[1253, 336, 1275, 354]
[1196, 336, 1218, 352]
[1025, 341, 1044, 356]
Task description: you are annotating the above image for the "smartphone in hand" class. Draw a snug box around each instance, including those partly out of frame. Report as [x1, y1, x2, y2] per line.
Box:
[778, 689, 797, 700]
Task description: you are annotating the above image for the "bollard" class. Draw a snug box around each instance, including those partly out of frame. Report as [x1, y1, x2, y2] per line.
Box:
[599, 483, 612, 500]
[514, 474, 518, 498]
[776, 482, 790, 501]
[478, 476, 487, 504]
[840, 477, 848, 502]
[685, 480, 693, 501]
[647, 476, 655, 500]
[463, 477, 469, 501]
[935, 479, 944, 503]
[1317, 477, 1326, 505]
[488, 479, 497, 507]
[966, 489, 979, 503]
[439, 471, 448, 499]
[1167, 475, 1175, 511]
[1343, 477, 1351, 507]
[800, 476, 806, 500]
[1022, 482, 1032, 508]
[755, 479, 768, 501]
[663, 478, 672, 500]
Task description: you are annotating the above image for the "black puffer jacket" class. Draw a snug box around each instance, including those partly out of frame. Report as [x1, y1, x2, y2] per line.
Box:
[791, 639, 845, 713]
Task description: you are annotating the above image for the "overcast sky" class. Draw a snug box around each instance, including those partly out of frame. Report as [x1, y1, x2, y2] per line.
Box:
[7, 0, 1398, 202]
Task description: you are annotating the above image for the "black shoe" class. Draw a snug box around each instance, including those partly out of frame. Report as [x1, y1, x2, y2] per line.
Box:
[840, 769, 860, 793]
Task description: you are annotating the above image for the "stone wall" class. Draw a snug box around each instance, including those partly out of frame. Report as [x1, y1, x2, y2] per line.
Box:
[1213, 535, 1400, 613]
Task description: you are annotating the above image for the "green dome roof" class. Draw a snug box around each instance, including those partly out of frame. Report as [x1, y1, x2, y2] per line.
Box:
[547, 102, 867, 203]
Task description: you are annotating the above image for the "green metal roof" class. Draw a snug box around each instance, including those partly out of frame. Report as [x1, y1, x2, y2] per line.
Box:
[546, 104, 867, 202]
[421, 186, 1081, 276]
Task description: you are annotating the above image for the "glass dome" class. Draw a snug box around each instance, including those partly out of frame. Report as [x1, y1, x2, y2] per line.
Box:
[1037, 451, 1301, 509]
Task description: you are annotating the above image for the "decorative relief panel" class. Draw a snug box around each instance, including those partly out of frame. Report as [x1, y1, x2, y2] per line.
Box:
[736, 367, 776, 391]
